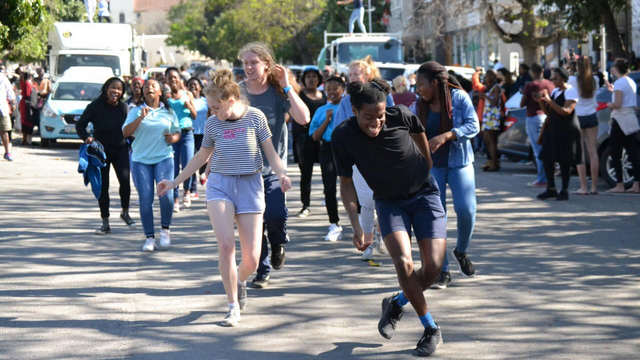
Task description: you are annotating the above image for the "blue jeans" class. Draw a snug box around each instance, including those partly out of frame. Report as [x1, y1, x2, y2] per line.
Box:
[348, 7, 366, 33]
[256, 173, 290, 277]
[525, 115, 547, 183]
[131, 157, 174, 238]
[431, 165, 477, 273]
[172, 129, 195, 198]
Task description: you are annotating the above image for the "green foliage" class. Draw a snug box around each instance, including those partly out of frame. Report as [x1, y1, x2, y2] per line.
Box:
[541, 0, 627, 35]
[0, 0, 44, 52]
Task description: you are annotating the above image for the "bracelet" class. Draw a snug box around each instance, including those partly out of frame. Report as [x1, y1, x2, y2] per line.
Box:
[283, 85, 292, 95]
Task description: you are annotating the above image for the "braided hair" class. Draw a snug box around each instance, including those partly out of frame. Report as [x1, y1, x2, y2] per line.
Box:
[416, 61, 461, 134]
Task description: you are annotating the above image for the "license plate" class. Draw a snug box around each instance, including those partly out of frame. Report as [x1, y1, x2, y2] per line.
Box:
[64, 125, 76, 134]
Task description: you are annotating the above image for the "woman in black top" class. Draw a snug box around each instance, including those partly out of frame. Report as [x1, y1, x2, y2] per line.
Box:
[537, 68, 581, 201]
[76, 77, 134, 234]
[293, 66, 326, 217]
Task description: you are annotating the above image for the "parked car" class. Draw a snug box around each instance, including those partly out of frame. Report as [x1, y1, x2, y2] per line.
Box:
[39, 66, 113, 146]
[498, 84, 640, 187]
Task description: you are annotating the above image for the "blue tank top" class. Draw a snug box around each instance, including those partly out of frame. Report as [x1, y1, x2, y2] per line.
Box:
[425, 112, 449, 168]
[167, 91, 193, 130]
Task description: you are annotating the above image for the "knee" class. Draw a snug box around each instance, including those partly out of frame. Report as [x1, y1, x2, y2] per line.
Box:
[242, 254, 260, 273]
[218, 239, 235, 256]
[393, 255, 414, 278]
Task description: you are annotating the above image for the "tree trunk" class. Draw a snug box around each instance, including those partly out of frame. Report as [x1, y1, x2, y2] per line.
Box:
[522, 43, 539, 65]
[602, 6, 627, 58]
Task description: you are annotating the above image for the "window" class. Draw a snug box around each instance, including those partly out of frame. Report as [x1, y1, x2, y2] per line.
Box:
[58, 55, 121, 76]
[52, 82, 103, 101]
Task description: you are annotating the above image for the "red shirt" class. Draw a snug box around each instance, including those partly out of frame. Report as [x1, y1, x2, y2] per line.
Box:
[522, 79, 555, 116]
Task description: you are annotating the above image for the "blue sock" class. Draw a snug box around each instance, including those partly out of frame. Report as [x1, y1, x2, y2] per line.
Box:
[393, 291, 409, 307]
[419, 312, 437, 329]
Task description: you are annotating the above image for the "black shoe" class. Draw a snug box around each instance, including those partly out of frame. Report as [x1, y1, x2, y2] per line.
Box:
[297, 207, 310, 218]
[120, 212, 135, 226]
[556, 190, 569, 201]
[378, 294, 404, 339]
[95, 223, 111, 235]
[271, 244, 286, 270]
[537, 189, 558, 200]
[413, 325, 443, 357]
[452, 249, 475, 277]
[250, 274, 270, 289]
[430, 271, 451, 290]
[238, 281, 248, 311]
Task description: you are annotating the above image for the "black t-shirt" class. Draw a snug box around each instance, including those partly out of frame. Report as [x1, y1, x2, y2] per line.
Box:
[76, 98, 128, 148]
[332, 105, 438, 201]
[293, 90, 326, 135]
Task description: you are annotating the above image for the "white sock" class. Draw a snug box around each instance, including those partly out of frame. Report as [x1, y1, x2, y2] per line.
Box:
[238, 280, 246, 286]
[228, 302, 239, 311]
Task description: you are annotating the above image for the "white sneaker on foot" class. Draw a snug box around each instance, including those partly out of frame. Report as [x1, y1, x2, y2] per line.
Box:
[324, 223, 343, 242]
[142, 237, 155, 252]
[157, 229, 171, 250]
[361, 245, 374, 260]
[221, 307, 240, 327]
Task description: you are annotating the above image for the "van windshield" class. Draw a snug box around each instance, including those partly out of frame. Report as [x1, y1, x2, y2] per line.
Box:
[52, 82, 103, 101]
[58, 55, 121, 76]
[337, 40, 402, 64]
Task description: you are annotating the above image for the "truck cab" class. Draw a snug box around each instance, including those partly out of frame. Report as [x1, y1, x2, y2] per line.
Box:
[317, 32, 405, 82]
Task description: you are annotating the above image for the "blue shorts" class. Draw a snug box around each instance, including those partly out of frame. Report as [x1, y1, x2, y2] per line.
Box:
[375, 190, 447, 240]
[578, 114, 598, 129]
[206, 172, 265, 214]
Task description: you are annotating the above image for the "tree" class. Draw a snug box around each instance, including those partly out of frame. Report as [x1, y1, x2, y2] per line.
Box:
[541, 0, 628, 58]
[483, 0, 567, 64]
[0, 0, 44, 53]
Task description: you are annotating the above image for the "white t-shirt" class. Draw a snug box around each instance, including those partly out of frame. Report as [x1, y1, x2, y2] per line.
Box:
[572, 77, 598, 117]
[553, 86, 578, 102]
[613, 76, 637, 109]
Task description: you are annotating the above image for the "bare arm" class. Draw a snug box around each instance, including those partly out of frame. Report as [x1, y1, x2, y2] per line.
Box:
[339, 176, 366, 250]
[164, 132, 181, 144]
[609, 90, 624, 109]
[337, 0, 354, 5]
[158, 146, 214, 196]
[410, 132, 433, 170]
[312, 109, 333, 142]
[540, 91, 576, 116]
[273, 64, 310, 125]
[185, 91, 197, 119]
[261, 138, 292, 191]
[122, 107, 148, 137]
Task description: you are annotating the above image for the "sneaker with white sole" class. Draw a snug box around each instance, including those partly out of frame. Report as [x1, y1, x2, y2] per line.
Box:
[142, 237, 156, 252]
[361, 245, 374, 261]
[221, 307, 240, 327]
[324, 223, 343, 242]
[157, 229, 171, 250]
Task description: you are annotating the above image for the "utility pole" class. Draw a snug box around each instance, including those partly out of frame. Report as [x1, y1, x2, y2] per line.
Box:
[600, 24, 606, 75]
[368, 0, 373, 33]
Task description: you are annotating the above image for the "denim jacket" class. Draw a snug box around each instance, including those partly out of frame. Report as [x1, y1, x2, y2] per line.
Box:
[410, 88, 479, 168]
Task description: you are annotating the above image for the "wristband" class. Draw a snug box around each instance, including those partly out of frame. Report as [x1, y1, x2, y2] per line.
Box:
[283, 85, 292, 95]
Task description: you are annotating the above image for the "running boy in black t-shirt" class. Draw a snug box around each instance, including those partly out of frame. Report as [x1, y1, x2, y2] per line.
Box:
[331, 79, 446, 357]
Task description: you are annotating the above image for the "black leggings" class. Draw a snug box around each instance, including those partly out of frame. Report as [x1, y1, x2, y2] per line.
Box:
[99, 145, 131, 218]
[319, 141, 339, 224]
[293, 131, 319, 208]
[610, 119, 640, 183]
[543, 158, 571, 191]
[190, 134, 206, 193]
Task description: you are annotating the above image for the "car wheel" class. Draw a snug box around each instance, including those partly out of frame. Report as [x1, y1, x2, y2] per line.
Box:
[599, 145, 634, 188]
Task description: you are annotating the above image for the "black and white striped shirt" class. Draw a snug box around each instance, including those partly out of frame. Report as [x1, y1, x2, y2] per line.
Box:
[202, 106, 272, 175]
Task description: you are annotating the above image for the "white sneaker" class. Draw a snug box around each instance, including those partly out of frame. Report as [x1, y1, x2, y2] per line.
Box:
[221, 307, 240, 327]
[374, 231, 387, 255]
[324, 223, 343, 242]
[142, 237, 155, 252]
[157, 229, 171, 250]
[361, 245, 374, 261]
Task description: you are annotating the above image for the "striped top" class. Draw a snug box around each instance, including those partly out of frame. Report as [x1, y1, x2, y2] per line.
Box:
[202, 106, 272, 175]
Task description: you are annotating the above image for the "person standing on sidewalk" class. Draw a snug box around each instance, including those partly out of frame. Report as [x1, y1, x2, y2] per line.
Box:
[411, 62, 479, 289]
[122, 79, 181, 252]
[238, 42, 310, 288]
[77, 77, 134, 234]
[520, 63, 555, 187]
[186, 77, 210, 200]
[332, 79, 446, 357]
[1, 70, 16, 161]
[573, 57, 600, 195]
[293, 66, 325, 218]
[165, 67, 197, 212]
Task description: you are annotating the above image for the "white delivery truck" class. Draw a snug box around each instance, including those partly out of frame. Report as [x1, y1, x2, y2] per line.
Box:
[317, 32, 406, 82]
[48, 22, 142, 79]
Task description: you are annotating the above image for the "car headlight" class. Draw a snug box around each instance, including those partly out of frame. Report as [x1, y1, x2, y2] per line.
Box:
[43, 104, 58, 118]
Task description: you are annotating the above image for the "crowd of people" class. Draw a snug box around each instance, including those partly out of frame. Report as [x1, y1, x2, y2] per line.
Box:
[2, 44, 640, 356]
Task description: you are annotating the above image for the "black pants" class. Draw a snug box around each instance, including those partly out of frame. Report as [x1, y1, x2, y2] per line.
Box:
[543, 158, 571, 192]
[610, 119, 640, 183]
[99, 145, 131, 218]
[319, 141, 339, 224]
[293, 130, 319, 208]
[190, 134, 206, 193]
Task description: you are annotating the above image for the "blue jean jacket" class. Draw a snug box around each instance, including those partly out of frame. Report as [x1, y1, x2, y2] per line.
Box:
[410, 88, 479, 168]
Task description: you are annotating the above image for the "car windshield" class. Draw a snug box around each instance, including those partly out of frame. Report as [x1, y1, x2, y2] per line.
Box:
[58, 54, 121, 76]
[52, 82, 102, 101]
[337, 40, 402, 64]
[378, 68, 405, 82]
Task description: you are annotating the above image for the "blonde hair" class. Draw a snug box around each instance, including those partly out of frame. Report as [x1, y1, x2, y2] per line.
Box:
[237, 42, 299, 96]
[392, 75, 408, 93]
[204, 69, 241, 101]
[348, 55, 381, 81]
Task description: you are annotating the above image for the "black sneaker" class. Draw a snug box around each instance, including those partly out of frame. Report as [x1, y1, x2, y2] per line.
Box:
[537, 189, 558, 200]
[95, 223, 111, 235]
[413, 325, 443, 357]
[250, 274, 270, 289]
[556, 190, 569, 201]
[120, 212, 135, 226]
[452, 249, 475, 277]
[297, 207, 310, 218]
[271, 244, 285, 270]
[430, 271, 451, 290]
[238, 282, 248, 311]
[378, 294, 404, 339]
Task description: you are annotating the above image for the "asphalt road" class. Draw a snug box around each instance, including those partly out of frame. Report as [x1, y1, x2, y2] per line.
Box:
[1, 140, 639, 359]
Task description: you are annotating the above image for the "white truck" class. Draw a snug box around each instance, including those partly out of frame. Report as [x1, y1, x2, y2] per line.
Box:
[48, 22, 142, 79]
[317, 32, 406, 82]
